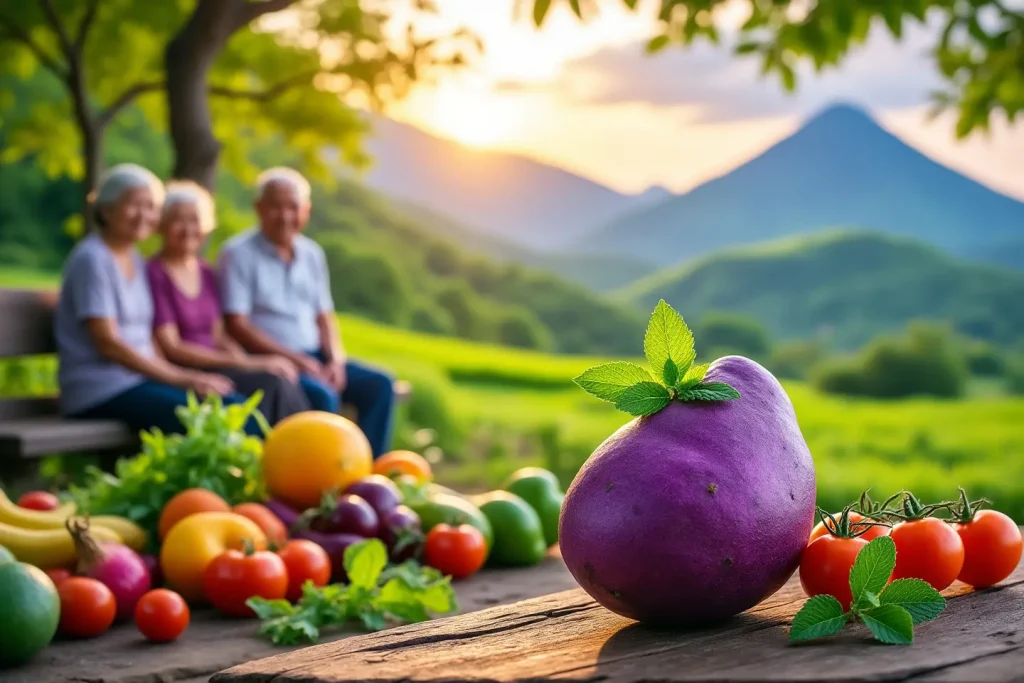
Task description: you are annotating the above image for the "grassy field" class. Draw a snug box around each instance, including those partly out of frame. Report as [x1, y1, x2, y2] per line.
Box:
[3, 277, 1022, 520]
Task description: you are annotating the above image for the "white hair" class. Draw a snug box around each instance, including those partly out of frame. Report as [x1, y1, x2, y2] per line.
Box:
[255, 167, 311, 204]
[91, 163, 165, 229]
[161, 180, 216, 234]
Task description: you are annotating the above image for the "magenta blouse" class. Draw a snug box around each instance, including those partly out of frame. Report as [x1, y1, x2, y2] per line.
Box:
[146, 259, 221, 349]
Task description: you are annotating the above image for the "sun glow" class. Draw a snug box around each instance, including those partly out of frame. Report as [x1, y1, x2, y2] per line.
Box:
[410, 84, 528, 148]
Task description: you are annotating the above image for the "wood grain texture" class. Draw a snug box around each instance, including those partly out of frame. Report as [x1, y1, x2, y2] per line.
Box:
[215, 537, 1024, 683]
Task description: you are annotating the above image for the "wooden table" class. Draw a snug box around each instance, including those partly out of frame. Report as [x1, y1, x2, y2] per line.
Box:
[216, 537, 1024, 682]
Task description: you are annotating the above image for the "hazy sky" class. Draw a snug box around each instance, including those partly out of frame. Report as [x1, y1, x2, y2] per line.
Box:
[385, 0, 1024, 199]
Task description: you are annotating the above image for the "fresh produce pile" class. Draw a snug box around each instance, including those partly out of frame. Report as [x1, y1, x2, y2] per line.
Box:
[1, 399, 567, 667]
[562, 300, 1023, 645]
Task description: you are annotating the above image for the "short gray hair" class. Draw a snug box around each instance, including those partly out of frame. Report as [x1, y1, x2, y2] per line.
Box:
[161, 180, 216, 234]
[90, 164, 164, 230]
[256, 167, 311, 204]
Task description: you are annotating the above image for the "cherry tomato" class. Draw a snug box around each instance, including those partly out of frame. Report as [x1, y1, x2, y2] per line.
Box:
[799, 535, 868, 610]
[952, 509, 1023, 588]
[423, 524, 487, 580]
[135, 589, 190, 643]
[203, 549, 288, 617]
[890, 517, 965, 591]
[17, 490, 61, 511]
[58, 577, 117, 638]
[277, 539, 332, 602]
[46, 568, 73, 586]
[809, 511, 890, 543]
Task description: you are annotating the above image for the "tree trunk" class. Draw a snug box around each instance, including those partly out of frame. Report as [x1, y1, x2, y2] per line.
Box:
[67, 55, 101, 230]
[165, 0, 241, 190]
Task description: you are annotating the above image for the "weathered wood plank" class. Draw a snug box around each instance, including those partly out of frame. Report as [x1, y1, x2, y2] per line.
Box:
[215, 543, 1024, 683]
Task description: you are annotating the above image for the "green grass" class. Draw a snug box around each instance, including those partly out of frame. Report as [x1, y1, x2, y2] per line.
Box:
[0, 268, 58, 288]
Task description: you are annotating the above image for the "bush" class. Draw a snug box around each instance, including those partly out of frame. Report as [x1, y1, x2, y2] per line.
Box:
[964, 341, 1006, 377]
[494, 308, 553, 351]
[770, 341, 827, 380]
[435, 282, 491, 341]
[1008, 359, 1024, 396]
[321, 239, 412, 326]
[811, 357, 865, 396]
[694, 313, 771, 358]
[409, 301, 454, 336]
[385, 360, 465, 458]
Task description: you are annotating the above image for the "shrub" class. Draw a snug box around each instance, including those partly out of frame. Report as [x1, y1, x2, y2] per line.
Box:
[322, 240, 412, 326]
[1008, 359, 1024, 396]
[435, 282, 491, 341]
[964, 341, 1006, 377]
[409, 301, 454, 336]
[494, 308, 553, 351]
[811, 357, 865, 396]
[770, 341, 827, 380]
[694, 313, 771, 359]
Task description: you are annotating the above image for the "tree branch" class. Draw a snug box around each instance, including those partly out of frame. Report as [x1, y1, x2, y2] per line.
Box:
[236, 0, 299, 29]
[74, 0, 102, 55]
[97, 80, 164, 129]
[0, 11, 66, 78]
[38, 0, 75, 58]
[208, 70, 316, 102]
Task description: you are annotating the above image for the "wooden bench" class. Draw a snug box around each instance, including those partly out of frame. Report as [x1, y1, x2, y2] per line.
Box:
[0, 287, 411, 481]
[216, 533, 1024, 682]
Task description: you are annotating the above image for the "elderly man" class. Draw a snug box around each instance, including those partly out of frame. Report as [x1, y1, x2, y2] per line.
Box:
[218, 167, 395, 457]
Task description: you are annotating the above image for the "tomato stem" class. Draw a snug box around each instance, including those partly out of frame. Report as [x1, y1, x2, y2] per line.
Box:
[886, 491, 956, 521]
[949, 486, 990, 524]
[816, 505, 890, 539]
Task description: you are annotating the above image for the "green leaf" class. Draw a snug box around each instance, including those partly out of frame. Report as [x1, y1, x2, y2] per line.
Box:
[646, 35, 670, 53]
[676, 363, 710, 391]
[533, 0, 552, 26]
[663, 358, 679, 386]
[735, 41, 761, 55]
[345, 539, 388, 589]
[861, 604, 914, 645]
[574, 362, 657, 403]
[849, 536, 896, 603]
[879, 579, 946, 624]
[789, 595, 848, 642]
[643, 300, 696, 384]
[677, 382, 741, 402]
[614, 382, 671, 417]
[854, 590, 880, 611]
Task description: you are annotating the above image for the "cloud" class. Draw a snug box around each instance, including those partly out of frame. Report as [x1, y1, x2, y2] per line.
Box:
[499, 21, 945, 122]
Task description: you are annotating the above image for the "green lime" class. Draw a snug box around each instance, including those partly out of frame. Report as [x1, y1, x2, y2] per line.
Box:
[506, 478, 563, 547]
[503, 467, 560, 490]
[0, 562, 60, 667]
[476, 491, 548, 567]
[410, 493, 494, 551]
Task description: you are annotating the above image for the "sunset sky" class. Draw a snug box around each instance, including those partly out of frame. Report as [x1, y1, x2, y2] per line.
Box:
[382, 0, 1024, 200]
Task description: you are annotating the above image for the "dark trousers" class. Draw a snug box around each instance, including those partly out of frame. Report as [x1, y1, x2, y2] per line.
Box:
[215, 367, 310, 425]
[297, 352, 396, 458]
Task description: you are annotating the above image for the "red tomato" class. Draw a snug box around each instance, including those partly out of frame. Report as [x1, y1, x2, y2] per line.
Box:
[423, 524, 487, 580]
[890, 517, 965, 591]
[203, 549, 288, 617]
[17, 490, 61, 511]
[799, 535, 868, 610]
[135, 589, 190, 642]
[809, 511, 890, 543]
[46, 568, 73, 586]
[952, 509, 1023, 588]
[58, 577, 117, 638]
[277, 539, 332, 602]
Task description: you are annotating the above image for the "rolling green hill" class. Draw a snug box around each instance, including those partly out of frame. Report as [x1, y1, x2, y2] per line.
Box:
[618, 230, 1024, 349]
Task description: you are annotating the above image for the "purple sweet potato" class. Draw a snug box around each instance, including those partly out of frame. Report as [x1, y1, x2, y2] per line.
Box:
[559, 355, 816, 625]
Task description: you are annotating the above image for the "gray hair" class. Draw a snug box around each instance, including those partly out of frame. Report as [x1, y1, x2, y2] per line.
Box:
[90, 163, 164, 229]
[255, 167, 311, 204]
[161, 180, 216, 234]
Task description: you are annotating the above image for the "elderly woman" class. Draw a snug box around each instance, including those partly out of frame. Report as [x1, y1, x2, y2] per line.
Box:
[54, 164, 264, 436]
[146, 180, 310, 425]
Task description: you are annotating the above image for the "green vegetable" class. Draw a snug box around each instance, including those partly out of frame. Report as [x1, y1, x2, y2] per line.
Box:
[68, 393, 267, 552]
[247, 538, 457, 645]
[476, 491, 548, 567]
[503, 468, 563, 547]
[574, 300, 740, 417]
[0, 562, 60, 667]
[789, 536, 947, 645]
[410, 493, 494, 550]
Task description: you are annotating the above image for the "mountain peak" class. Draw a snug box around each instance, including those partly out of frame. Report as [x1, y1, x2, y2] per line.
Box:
[803, 102, 877, 129]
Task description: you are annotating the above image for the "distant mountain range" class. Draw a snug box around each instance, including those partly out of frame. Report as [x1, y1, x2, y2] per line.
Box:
[617, 230, 1024, 349]
[579, 104, 1024, 268]
[361, 115, 671, 251]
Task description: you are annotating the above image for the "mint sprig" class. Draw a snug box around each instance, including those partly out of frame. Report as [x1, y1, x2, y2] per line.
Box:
[573, 300, 741, 417]
[789, 536, 946, 645]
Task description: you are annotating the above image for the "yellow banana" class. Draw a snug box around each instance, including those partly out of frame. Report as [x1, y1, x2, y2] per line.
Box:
[0, 489, 77, 530]
[90, 516, 147, 551]
[0, 520, 122, 570]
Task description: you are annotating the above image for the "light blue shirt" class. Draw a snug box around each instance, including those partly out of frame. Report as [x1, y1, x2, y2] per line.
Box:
[217, 228, 334, 353]
[55, 233, 154, 415]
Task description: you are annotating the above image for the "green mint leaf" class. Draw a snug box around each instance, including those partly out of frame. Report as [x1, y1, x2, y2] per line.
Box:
[344, 539, 388, 589]
[677, 382, 741, 402]
[879, 579, 947, 624]
[849, 536, 896, 603]
[676, 362, 709, 391]
[357, 608, 389, 632]
[574, 362, 658, 403]
[788, 595, 849, 642]
[861, 604, 914, 645]
[643, 300, 696, 385]
[663, 358, 679, 386]
[246, 597, 295, 621]
[854, 590, 881, 612]
[614, 381, 671, 417]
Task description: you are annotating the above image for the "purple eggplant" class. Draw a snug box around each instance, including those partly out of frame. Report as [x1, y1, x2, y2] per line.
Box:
[264, 498, 304, 531]
[141, 554, 163, 588]
[379, 505, 423, 562]
[291, 529, 365, 583]
[344, 475, 402, 519]
[309, 494, 379, 538]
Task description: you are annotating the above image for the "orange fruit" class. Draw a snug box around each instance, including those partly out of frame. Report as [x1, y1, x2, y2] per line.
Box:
[373, 450, 433, 483]
[158, 488, 231, 540]
[232, 503, 289, 546]
[262, 411, 373, 510]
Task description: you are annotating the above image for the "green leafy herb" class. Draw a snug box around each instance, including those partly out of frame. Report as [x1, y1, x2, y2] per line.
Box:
[789, 535, 947, 645]
[248, 539, 457, 646]
[574, 300, 740, 416]
[67, 393, 267, 551]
